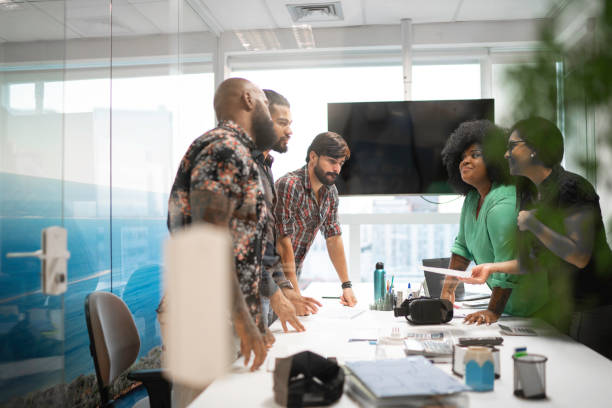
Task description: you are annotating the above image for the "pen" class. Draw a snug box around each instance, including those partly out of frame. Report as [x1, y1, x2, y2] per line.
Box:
[322, 296, 341, 299]
[348, 338, 377, 342]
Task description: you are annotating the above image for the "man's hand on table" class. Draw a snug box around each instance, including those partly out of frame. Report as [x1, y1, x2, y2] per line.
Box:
[464, 309, 500, 325]
[233, 313, 267, 371]
[269, 289, 305, 332]
[282, 288, 322, 316]
[340, 287, 357, 307]
[263, 326, 276, 348]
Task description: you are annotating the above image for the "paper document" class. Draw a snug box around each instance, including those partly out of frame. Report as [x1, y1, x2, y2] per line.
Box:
[419, 265, 471, 278]
[346, 356, 469, 398]
[317, 305, 366, 319]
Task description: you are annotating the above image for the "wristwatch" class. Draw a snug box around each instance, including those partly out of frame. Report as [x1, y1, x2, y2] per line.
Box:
[278, 280, 294, 290]
[341, 280, 352, 289]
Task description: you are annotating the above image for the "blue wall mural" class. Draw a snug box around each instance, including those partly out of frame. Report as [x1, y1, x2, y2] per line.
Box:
[0, 172, 168, 402]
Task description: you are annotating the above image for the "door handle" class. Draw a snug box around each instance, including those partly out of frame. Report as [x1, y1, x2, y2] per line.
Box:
[6, 226, 70, 295]
[6, 250, 44, 259]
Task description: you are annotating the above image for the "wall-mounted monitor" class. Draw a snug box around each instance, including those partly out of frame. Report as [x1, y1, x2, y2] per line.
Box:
[328, 99, 494, 195]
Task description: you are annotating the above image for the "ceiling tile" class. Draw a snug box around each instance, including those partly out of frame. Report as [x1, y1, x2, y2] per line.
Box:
[201, 0, 276, 30]
[181, 1, 212, 33]
[0, 3, 66, 42]
[31, 1, 83, 39]
[62, 0, 160, 38]
[456, 0, 556, 21]
[364, 0, 461, 24]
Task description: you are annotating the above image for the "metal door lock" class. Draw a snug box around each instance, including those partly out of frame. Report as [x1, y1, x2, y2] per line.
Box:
[6, 226, 70, 295]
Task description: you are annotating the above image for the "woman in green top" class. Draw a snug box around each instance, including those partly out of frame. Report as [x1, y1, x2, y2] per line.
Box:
[439, 120, 547, 324]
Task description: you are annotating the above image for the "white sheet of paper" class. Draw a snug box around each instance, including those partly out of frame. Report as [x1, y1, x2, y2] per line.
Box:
[419, 265, 471, 278]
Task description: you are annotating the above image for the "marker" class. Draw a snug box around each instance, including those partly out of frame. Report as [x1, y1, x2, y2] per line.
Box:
[514, 347, 527, 357]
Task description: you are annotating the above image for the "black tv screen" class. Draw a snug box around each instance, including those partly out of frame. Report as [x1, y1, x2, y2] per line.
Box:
[328, 99, 494, 195]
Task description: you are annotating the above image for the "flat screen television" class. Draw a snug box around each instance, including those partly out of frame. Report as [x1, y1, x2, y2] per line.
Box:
[327, 99, 494, 195]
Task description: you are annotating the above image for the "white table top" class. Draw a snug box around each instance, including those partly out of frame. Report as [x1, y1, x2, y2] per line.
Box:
[190, 282, 612, 407]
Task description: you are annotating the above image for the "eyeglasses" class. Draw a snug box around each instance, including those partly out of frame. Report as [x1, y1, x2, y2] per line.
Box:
[507, 140, 526, 152]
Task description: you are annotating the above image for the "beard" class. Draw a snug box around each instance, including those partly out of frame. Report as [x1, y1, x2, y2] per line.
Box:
[271, 137, 288, 153]
[313, 162, 338, 186]
[252, 102, 278, 151]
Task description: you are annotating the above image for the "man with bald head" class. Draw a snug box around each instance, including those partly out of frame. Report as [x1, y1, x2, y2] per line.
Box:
[165, 78, 278, 377]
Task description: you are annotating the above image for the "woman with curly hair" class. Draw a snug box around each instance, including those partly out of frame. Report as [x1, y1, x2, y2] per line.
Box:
[439, 119, 547, 325]
[461, 117, 612, 358]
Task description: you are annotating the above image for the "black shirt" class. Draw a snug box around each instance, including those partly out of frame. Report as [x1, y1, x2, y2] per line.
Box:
[253, 151, 287, 297]
[518, 165, 612, 318]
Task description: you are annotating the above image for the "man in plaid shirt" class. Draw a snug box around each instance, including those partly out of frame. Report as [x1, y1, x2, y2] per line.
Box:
[275, 132, 358, 307]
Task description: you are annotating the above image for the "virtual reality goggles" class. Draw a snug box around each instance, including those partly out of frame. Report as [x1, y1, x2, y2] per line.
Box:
[273, 351, 345, 407]
[393, 297, 454, 325]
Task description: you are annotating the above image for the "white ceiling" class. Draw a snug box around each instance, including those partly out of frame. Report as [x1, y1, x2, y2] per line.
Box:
[0, 0, 563, 43]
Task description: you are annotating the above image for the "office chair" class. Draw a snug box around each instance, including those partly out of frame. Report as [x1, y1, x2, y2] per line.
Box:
[85, 291, 171, 408]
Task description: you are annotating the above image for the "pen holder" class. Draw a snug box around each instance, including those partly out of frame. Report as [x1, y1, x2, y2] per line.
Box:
[513, 354, 547, 399]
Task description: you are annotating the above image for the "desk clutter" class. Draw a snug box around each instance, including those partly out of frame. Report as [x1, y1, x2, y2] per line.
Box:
[340, 326, 548, 406]
[265, 277, 550, 407]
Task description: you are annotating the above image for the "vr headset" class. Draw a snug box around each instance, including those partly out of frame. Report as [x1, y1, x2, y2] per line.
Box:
[393, 297, 453, 325]
[273, 351, 344, 407]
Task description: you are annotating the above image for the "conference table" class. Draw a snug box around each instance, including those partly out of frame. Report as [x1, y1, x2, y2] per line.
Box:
[190, 282, 612, 407]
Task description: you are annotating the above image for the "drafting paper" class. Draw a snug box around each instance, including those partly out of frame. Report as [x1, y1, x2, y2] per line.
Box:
[419, 265, 472, 278]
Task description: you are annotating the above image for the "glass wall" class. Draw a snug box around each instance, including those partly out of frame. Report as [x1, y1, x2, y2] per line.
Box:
[0, 0, 215, 404]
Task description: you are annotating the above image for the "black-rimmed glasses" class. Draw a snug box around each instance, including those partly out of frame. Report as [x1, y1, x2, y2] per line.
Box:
[507, 140, 526, 152]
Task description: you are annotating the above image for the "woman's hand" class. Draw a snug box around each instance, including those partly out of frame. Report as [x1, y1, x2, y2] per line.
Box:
[463, 309, 500, 325]
[517, 210, 537, 231]
[459, 263, 495, 285]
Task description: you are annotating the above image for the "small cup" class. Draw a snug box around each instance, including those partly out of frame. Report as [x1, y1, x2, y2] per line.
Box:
[513, 354, 547, 399]
[464, 346, 494, 391]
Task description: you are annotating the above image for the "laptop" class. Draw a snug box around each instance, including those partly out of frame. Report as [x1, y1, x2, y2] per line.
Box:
[422, 258, 490, 302]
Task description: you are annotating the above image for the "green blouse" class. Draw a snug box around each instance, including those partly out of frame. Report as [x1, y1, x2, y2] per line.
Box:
[451, 183, 547, 316]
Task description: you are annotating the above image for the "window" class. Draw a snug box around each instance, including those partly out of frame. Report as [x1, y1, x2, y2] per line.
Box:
[413, 64, 481, 101]
[9, 83, 36, 111]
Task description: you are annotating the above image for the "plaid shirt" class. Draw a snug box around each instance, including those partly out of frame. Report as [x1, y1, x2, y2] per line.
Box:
[274, 165, 342, 276]
[167, 120, 268, 327]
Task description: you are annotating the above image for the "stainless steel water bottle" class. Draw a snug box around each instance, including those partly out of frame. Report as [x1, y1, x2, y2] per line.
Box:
[374, 262, 386, 302]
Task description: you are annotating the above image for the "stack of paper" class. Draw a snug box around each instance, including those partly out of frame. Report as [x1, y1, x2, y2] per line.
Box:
[346, 356, 469, 407]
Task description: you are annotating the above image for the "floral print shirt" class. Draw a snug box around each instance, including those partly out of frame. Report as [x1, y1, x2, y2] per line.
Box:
[167, 120, 268, 327]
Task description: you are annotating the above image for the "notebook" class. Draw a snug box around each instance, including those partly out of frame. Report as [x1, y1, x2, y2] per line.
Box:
[346, 356, 469, 405]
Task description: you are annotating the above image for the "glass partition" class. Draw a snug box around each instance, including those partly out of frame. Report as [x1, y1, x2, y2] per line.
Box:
[0, 1, 69, 404]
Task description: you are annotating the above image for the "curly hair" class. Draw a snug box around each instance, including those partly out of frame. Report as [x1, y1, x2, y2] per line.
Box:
[441, 119, 512, 195]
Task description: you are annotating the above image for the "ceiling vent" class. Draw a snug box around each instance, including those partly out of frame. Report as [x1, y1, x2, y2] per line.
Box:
[287, 2, 344, 23]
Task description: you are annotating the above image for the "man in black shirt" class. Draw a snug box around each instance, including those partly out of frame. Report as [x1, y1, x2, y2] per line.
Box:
[256, 90, 322, 330]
